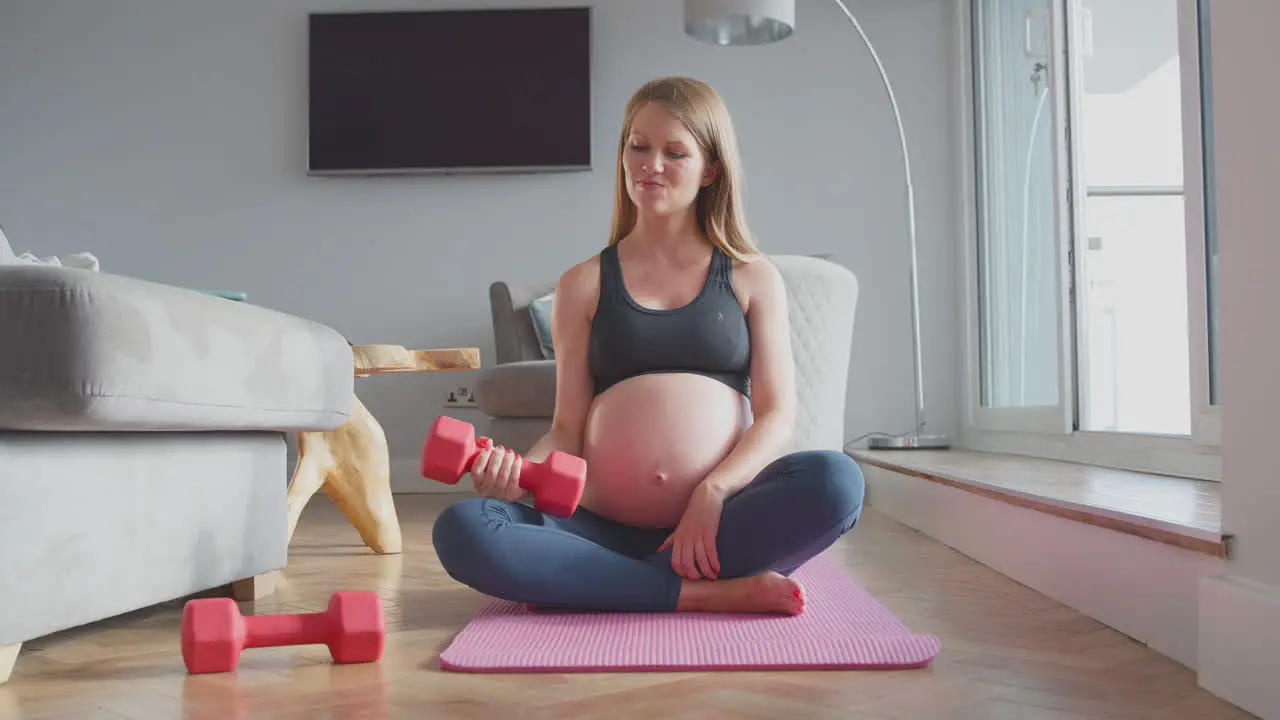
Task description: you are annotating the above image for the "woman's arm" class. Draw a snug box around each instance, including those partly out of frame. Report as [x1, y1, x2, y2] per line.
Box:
[700, 257, 797, 500]
[522, 258, 599, 464]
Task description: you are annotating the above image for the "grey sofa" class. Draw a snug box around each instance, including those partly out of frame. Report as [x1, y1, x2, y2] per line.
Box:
[476, 254, 860, 453]
[0, 258, 353, 683]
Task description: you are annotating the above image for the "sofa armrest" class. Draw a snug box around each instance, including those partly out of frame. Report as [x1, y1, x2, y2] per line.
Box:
[476, 360, 556, 419]
[489, 280, 556, 365]
[0, 267, 353, 432]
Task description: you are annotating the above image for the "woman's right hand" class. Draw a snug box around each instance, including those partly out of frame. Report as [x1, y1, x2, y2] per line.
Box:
[469, 440, 526, 502]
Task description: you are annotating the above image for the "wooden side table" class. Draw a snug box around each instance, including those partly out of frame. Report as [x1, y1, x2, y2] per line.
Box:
[285, 344, 480, 554]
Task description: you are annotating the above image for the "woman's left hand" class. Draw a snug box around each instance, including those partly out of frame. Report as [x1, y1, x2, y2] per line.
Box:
[658, 483, 727, 580]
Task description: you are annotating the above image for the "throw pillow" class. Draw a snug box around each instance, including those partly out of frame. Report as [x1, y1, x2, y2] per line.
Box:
[0, 224, 100, 270]
[528, 292, 556, 359]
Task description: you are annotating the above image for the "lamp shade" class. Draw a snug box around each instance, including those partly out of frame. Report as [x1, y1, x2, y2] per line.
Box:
[684, 0, 796, 46]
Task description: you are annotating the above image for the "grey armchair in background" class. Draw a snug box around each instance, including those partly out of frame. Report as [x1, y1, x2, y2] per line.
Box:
[476, 255, 860, 454]
[476, 279, 560, 452]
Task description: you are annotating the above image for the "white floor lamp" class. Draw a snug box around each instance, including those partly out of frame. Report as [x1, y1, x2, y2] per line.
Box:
[684, 0, 949, 450]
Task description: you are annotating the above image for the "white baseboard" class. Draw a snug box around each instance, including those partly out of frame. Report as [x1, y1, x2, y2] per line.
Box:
[390, 457, 474, 495]
[1198, 574, 1280, 719]
[863, 464, 1226, 671]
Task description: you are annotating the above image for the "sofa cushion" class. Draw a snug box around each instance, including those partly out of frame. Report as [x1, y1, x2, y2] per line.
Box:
[0, 266, 353, 432]
[528, 292, 556, 359]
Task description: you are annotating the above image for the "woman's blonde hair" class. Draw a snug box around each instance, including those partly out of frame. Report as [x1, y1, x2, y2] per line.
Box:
[608, 77, 761, 262]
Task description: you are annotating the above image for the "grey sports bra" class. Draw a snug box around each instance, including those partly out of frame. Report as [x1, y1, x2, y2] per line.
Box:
[587, 243, 751, 397]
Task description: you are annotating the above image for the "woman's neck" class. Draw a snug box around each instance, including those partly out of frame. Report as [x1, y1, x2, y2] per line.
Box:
[629, 208, 704, 256]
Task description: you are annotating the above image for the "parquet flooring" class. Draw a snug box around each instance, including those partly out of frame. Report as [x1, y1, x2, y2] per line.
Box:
[0, 494, 1255, 719]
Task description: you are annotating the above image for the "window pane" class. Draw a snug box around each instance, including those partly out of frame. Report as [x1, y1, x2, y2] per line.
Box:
[973, 0, 1062, 409]
[1074, 0, 1192, 435]
[1079, 195, 1191, 435]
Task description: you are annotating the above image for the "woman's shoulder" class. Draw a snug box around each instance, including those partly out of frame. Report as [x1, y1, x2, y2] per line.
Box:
[559, 250, 602, 286]
[554, 251, 604, 310]
[725, 253, 786, 316]
[729, 253, 785, 300]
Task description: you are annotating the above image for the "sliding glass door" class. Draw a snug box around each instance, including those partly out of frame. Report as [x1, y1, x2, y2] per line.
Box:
[973, 0, 1074, 432]
[967, 0, 1219, 474]
[1069, 0, 1192, 436]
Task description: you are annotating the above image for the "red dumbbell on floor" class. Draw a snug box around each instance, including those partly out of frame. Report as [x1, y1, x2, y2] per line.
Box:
[420, 415, 586, 518]
[181, 591, 385, 674]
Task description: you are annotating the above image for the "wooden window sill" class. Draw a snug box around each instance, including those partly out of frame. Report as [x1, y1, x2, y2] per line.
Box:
[846, 448, 1227, 558]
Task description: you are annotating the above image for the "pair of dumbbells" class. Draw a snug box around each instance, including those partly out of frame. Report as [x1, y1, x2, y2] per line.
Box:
[181, 591, 384, 674]
[420, 415, 586, 518]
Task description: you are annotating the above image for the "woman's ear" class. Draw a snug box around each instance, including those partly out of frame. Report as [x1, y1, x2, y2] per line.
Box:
[701, 160, 720, 188]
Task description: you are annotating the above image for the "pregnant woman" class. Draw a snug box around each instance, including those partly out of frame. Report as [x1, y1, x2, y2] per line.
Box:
[432, 77, 865, 615]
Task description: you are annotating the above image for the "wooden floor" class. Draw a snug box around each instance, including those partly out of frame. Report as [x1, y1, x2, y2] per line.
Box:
[0, 495, 1255, 719]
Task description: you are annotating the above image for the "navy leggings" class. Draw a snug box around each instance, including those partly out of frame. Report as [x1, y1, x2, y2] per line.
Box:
[431, 449, 865, 612]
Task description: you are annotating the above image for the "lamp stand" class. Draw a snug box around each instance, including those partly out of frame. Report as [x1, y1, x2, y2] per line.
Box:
[683, 0, 949, 450]
[832, 1, 948, 450]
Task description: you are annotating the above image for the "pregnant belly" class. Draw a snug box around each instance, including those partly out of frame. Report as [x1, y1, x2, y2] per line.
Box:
[580, 372, 751, 528]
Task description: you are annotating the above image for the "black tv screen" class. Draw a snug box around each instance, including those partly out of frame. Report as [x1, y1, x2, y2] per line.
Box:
[307, 7, 592, 175]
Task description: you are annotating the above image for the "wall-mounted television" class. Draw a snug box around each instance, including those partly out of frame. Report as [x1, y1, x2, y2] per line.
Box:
[307, 7, 592, 175]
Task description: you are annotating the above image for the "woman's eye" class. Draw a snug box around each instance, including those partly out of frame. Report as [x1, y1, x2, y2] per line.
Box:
[628, 144, 684, 159]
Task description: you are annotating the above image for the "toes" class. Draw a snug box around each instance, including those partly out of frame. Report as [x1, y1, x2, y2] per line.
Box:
[788, 581, 806, 613]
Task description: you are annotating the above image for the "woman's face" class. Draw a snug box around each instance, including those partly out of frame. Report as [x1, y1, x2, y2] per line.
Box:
[623, 102, 717, 218]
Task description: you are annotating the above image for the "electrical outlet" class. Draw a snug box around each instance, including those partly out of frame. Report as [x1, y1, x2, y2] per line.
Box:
[444, 384, 478, 409]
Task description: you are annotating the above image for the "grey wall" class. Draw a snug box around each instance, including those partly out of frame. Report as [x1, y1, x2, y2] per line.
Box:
[0, 0, 961, 480]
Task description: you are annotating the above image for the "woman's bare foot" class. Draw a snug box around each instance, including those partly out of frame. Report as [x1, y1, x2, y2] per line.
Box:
[676, 571, 805, 615]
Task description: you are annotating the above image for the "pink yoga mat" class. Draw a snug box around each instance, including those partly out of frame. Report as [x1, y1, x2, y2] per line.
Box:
[438, 553, 940, 672]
